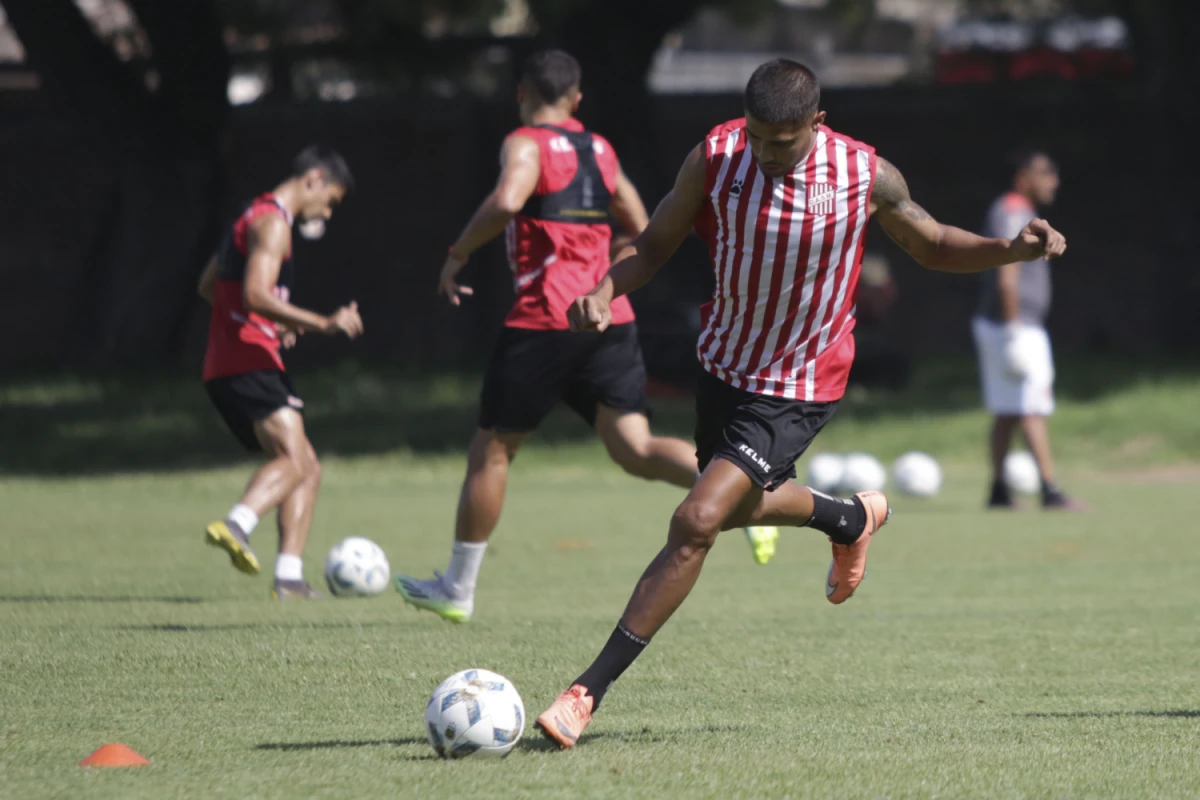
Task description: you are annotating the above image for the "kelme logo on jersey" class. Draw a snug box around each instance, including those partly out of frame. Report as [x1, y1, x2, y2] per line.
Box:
[737, 443, 771, 473]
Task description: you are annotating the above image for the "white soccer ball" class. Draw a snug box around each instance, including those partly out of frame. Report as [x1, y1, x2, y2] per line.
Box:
[805, 453, 846, 494]
[840, 452, 887, 493]
[1004, 451, 1041, 495]
[892, 452, 942, 497]
[425, 669, 525, 759]
[323, 537, 390, 597]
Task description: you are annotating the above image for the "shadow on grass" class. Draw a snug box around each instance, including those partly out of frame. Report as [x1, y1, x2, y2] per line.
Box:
[1, 358, 1194, 476]
[520, 724, 748, 752]
[0, 594, 205, 604]
[115, 620, 399, 632]
[1023, 710, 1200, 719]
[256, 737, 428, 751]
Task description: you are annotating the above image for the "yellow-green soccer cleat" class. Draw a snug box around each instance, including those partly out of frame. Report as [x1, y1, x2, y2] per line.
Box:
[394, 572, 473, 623]
[204, 520, 260, 575]
[743, 526, 779, 565]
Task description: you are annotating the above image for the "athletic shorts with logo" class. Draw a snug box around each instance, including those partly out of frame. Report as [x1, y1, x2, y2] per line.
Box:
[479, 322, 651, 433]
[205, 369, 304, 452]
[694, 370, 839, 491]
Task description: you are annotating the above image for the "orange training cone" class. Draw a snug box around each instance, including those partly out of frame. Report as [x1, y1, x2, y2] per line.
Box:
[79, 743, 150, 767]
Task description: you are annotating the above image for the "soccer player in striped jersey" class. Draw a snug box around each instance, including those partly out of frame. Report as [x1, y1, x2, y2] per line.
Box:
[535, 59, 1067, 748]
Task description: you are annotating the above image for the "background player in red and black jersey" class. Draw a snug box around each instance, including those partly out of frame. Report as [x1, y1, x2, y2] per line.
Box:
[198, 145, 363, 599]
[394, 50, 709, 623]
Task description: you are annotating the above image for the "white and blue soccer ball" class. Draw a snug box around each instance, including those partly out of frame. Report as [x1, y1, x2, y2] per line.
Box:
[323, 537, 390, 597]
[1004, 451, 1041, 495]
[892, 452, 942, 497]
[425, 669, 525, 759]
[840, 452, 887, 493]
[806, 452, 846, 494]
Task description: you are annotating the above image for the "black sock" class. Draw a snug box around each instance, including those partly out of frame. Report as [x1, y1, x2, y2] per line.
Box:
[1040, 479, 1062, 501]
[988, 479, 1013, 507]
[573, 624, 649, 711]
[805, 491, 866, 545]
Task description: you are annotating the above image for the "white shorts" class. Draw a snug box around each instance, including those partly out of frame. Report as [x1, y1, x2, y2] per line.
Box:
[972, 316, 1055, 416]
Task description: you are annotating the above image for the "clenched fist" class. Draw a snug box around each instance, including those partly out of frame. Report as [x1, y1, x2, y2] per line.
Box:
[1011, 218, 1067, 262]
[567, 295, 612, 333]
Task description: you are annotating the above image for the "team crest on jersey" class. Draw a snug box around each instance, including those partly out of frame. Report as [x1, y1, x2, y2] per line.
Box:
[807, 182, 837, 215]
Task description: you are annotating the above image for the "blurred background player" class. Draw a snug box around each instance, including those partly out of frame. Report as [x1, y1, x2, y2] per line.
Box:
[393, 50, 781, 624]
[534, 60, 1067, 748]
[972, 152, 1084, 511]
[199, 145, 364, 599]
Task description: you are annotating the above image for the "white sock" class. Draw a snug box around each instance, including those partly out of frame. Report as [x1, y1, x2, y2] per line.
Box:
[444, 541, 487, 600]
[275, 554, 303, 582]
[227, 504, 259, 536]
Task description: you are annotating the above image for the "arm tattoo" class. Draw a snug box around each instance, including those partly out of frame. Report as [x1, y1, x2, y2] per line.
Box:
[874, 156, 934, 221]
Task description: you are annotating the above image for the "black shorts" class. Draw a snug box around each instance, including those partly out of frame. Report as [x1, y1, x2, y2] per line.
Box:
[694, 370, 839, 491]
[205, 369, 304, 452]
[479, 323, 650, 433]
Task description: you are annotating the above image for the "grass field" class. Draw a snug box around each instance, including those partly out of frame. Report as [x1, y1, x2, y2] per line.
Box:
[2, 364, 1200, 798]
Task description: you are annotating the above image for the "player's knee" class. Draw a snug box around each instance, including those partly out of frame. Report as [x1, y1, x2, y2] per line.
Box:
[669, 500, 722, 552]
[607, 438, 653, 478]
[471, 430, 523, 468]
[305, 453, 322, 484]
[287, 450, 319, 484]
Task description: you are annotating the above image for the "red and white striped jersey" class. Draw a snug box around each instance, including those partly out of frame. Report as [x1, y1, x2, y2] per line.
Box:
[693, 119, 877, 401]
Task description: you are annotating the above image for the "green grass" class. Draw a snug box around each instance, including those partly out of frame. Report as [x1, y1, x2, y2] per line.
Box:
[2, 365, 1200, 798]
[1, 357, 1198, 475]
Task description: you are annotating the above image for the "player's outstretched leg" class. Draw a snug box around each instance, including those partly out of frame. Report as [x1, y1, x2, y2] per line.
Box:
[536, 460, 753, 748]
[395, 429, 527, 622]
[537, 477, 892, 747]
[724, 481, 892, 603]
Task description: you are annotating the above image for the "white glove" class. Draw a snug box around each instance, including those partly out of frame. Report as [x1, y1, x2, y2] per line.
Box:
[1002, 322, 1036, 380]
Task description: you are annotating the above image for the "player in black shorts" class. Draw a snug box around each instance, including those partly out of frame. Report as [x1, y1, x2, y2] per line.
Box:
[394, 50, 719, 624]
[199, 146, 363, 599]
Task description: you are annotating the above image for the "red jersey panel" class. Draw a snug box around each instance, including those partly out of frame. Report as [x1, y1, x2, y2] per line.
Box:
[693, 120, 877, 401]
[503, 118, 635, 330]
[203, 195, 295, 381]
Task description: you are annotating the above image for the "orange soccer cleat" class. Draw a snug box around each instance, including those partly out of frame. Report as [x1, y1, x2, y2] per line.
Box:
[825, 490, 891, 604]
[535, 685, 595, 749]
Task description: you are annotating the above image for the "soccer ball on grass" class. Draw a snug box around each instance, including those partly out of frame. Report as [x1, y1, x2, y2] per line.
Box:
[892, 452, 942, 497]
[805, 453, 846, 494]
[425, 669, 525, 759]
[1004, 451, 1041, 495]
[323, 537, 390, 597]
[840, 452, 887, 493]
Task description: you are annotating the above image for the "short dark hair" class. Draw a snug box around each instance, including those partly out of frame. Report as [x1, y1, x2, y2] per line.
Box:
[1010, 150, 1056, 177]
[744, 59, 821, 125]
[521, 49, 581, 104]
[292, 145, 355, 193]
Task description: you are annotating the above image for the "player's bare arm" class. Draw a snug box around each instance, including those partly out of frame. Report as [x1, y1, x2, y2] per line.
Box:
[569, 144, 707, 333]
[243, 214, 363, 338]
[995, 261, 1022, 322]
[607, 166, 651, 261]
[439, 135, 542, 306]
[870, 156, 1066, 273]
